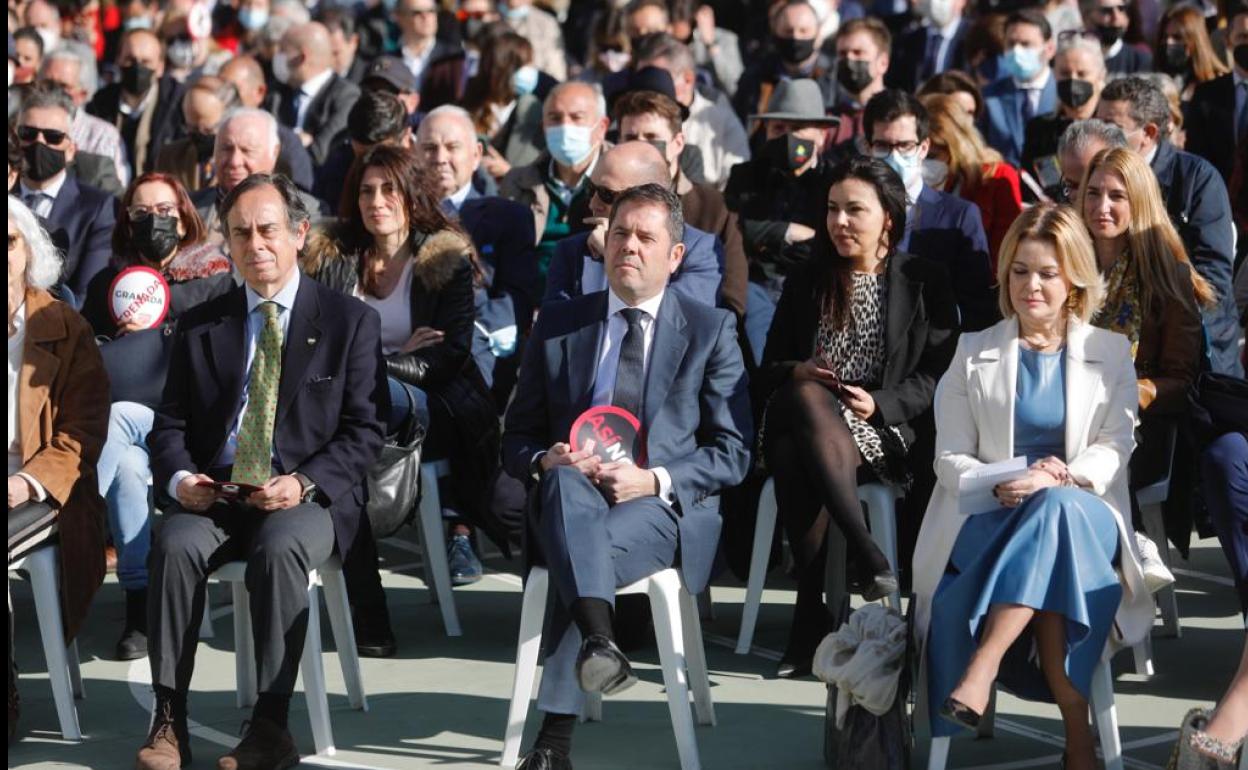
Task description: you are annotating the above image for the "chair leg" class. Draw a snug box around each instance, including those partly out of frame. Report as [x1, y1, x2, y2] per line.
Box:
[68, 639, 83, 699]
[1132, 636, 1155, 677]
[679, 588, 716, 727]
[199, 600, 215, 639]
[736, 478, 777, 654]
[583, 691, 603, 723]
[320, 565, 367, 711]
[1142, 502, 1181, 639]
[1090, 660, 1124, 770]
[417, 464, 462, 637]
[650, 572, 701, 770]
[26, 548, 82, 741]
[862, 485, 901, 609]
[231, 581, 257, 709]
[300, 581, 335, 756]
[927, 737, 951, 770]
[501, 567, 548, 769]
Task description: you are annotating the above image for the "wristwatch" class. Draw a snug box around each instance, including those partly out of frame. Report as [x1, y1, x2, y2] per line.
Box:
[292, 472, 318, 504]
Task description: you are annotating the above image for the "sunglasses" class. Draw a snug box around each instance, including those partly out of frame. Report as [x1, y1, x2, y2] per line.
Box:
[17, 125, 68, 145]
[587, 180, 624, 205]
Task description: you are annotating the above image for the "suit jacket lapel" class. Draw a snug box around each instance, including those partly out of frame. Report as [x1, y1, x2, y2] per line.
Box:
[206, 289, 248, 420]
[46, 174, 79, 228]
[561, 292, 606, 416]
[642, 293, 689, 430]
[1063, 319, 1102, 460]
[276, 278, 321, 425]
[884, 253, 921, 364]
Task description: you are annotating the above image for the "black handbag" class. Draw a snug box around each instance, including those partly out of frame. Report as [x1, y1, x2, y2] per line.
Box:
[365, 387, 427, 540]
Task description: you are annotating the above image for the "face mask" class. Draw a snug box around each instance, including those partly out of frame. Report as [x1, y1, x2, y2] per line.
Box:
[881, 148, 923, 198]
[167, 39, 195, 69]
[1161, 42, 1189, 73]
[485, 323, 518, 357]
[774, 36, 816, 65]
[1233, 43, 1248, 72]
[837, 58, 874, 94]
[502, 3, 530, 21]
[22, 142, 67, 182]
[131, 213, 181, 263]
[545, 123, 595, 167]
[919, 0, 958, 28]
[921, 158, 948, 189]
[123, 15, 153, 30]
[190, 130, 216, 161]
[767, 134, 816, 172]
[1094, 24, 1124, 47]
[121, 62, 155, 95]
[36, 28, 60, 53]
[511, 64, 539, 96]
[1056, 78, 1094, 108]
[599, 49, 630, 73]
[271, 51, 292, 85]
[1003, 45, 1043, 82]
[237, 7, 269, 31]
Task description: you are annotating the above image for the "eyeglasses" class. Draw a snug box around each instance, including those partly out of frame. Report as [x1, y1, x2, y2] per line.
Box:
[127, 202, 179, 220]
[588, 180, 623, 205]
[869, 140, 920, 156]
[17, 125, 68, 145]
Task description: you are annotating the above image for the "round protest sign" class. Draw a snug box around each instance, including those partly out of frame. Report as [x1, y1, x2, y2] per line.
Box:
[108, 266, 171, 330]
[570, 405, 645, 466]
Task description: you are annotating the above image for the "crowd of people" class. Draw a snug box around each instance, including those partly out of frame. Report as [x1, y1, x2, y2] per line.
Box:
[6, 0, 1248, 768]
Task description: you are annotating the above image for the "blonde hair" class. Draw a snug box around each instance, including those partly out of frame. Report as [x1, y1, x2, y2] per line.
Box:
[920, 93, 1003, 194]
[1078, 147, 1217, 309]
[997, 203, 1105, 323]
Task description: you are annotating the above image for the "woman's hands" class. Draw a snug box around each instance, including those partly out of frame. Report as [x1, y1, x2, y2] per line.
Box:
[994, 468, 1061, 508]
[839, 384, 876, 420]
[400, 326, 444, 353]
[482, 145, 511, 180]
[792, 359, 877, 419]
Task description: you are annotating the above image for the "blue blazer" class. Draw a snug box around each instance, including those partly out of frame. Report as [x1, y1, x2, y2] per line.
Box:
[457, 189, 541, 332]
[543, 223, 723, 309]
[148, 277, 389, 554]
[898, 185, 997, 332]
[503, 290, 753, 594]
[981, 74, 1058, 167]
[43, 174, 117, 302]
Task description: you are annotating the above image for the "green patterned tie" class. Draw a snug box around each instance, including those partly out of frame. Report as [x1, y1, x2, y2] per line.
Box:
[231, 301, 282, 487]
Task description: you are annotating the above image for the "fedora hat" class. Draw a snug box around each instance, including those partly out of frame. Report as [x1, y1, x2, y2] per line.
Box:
[749, 79, 841, 125]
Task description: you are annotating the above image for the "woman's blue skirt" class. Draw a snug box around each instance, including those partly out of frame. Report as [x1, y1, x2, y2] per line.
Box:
[926, 487, 1123, 736]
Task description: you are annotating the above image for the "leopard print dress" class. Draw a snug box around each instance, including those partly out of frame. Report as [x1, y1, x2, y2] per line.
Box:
[812, 272, 912, 488]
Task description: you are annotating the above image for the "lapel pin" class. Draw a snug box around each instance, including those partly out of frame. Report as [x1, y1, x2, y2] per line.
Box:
[307, 337, 317, 346]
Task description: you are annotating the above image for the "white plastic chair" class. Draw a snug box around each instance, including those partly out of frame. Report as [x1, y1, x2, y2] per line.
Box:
[7, 544, 84, 740]
[1136, 424, 1180, 639]
[736, 478, 901, 654]
[501, 567, 715, 770]
[204, 554, 366, 756]
[414, 459, 462, 637]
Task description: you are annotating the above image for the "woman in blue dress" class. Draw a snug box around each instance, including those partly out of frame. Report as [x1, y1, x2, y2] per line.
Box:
[912, 204, 1156, 770]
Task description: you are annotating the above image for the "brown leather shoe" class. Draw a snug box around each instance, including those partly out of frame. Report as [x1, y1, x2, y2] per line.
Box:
[135, 697, 190, 769]
[216, 717, 299, 770]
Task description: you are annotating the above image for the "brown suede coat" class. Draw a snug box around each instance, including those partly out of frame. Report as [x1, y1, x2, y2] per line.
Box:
[15, 287, 110, 642]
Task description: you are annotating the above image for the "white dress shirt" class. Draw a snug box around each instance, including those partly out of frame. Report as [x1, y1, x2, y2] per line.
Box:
[168, 272, 301, 498]
[18, 171, 68, 217]
[294, 68, 335, 132]
[8, 303, 46, 500]
[685, 90, 751, 189]
[1015, 67, 1051, 116]
[445, 180, 474, 213]
[401, 39, 436, 90]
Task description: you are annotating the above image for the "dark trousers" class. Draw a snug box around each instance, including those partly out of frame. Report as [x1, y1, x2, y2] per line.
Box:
[1203, 431, 1248, 616]
[148, 502, 335, 696]
[530, 465, 679, 715]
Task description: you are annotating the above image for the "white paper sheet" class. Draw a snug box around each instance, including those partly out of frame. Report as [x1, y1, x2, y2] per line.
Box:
[957, 456, 1030, 516]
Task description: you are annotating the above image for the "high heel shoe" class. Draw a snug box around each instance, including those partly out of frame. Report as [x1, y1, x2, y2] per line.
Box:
[939, 697, 983, 731]
[861, 570, 899, 602]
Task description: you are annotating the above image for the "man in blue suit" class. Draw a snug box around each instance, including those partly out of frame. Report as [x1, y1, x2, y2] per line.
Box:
[980, 9, 1058, 168]
[138, 174, 387, 770]
[864, 90, 997, 330]
[544, 141, 722, 310]
[15, 83, 117, 302]
[503, 184, 751, 770]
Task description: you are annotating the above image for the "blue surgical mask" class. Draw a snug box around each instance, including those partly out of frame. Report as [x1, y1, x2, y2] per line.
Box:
[123, 15, 153, 30]
[881, 149, 924, 200]
[511, 65, 539, 96]
[502, 3, 530, 21]
[545, 123, 595, 167]
[1003, 45, 1044, 82]
[237, 7, 269, 31]
[484, 323, 518, 357]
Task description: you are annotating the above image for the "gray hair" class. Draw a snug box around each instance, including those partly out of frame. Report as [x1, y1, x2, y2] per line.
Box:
[8, 196, 64, 290]
[261, 0, 310, 45]
[608, 182, 685, 250]
[421, 104, 477, 136]
[18, 80, 75, 122]
[546, 81, 608, 121]
[1054, 36, 1105, 77]
[41, 43, 99, 97]
[1057, 118, 1127, 158]
[1100, 75, 1172, 139]
[632, 33, 696, 75]
[218, 173, 311, 237]
[217, 106, 281, 155]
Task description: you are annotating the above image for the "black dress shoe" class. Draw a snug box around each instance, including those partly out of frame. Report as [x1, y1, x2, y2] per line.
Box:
[939, 697, 982, 731]
[516, 746, 572, 770]
[575, 634, 637, 695]
[353, 607, 397, 658]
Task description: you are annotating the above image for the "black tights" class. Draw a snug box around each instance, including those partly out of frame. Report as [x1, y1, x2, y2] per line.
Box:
[765, 379, 891, 657]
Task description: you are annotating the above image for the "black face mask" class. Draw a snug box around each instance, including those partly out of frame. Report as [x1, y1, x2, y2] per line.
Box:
[22, 142, 67, 182]
[130, 213, 181, 263]
[774, 35, 816, 65]
[1234, 43, 1248, 72]
[189, 131, 216, 162]
[766, 134, 816, 172]
[1161, 43, 1190, 73]
[120, 62, 155, 96]
[837, 58, 874, 95]
[1094, 24, 1125, 47]
[1056, 78, 1095, 109]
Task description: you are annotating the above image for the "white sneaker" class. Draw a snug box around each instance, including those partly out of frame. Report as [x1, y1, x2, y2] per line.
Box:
[1136, 532, 1176, 593]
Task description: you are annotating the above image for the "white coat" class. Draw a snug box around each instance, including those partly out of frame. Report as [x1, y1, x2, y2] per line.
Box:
[911, 316, 1155, 660]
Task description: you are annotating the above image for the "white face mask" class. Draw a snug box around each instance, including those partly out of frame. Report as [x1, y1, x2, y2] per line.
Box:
[921, 158, 948, 189]
[882, 149, 926, 202]
[271, 51, 292, 85]
[36, 27, 61, 54]
[925, 0, 958, 28]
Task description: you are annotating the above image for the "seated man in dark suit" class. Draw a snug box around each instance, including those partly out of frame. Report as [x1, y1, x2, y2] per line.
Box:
[136, 173, 387, 770]
[544, 141, 722, 310]
[269, 22, 361, 168]
[503, 183, 751, 770]
[15, 82, 117, 300]
[218, 55, 316, 192]
[154, 76, 239, 193]
[863, 89, 996, 331]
